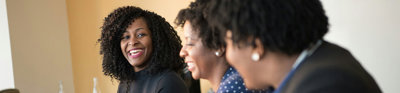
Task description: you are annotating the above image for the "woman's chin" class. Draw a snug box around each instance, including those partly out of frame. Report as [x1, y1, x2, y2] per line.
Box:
[191, 72, 200, 80]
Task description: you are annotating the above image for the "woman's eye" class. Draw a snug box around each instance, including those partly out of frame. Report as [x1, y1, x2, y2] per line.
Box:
[137, 33, 146, 38]
[122, 36, 130, 40]
[186, 43, 194, 46]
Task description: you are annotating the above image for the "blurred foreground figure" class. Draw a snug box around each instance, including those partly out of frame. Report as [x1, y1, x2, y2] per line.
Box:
[204, 0, 382, 93]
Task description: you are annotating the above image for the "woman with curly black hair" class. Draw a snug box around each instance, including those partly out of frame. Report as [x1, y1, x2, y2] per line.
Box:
[98, 6, 188, 93]
[176, 2, 271, 93]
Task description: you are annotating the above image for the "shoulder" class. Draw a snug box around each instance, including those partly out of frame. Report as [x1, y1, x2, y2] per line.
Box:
[299, 41, 371, 76]
[117, 81, 129, 93]
[155, 70, 188, 93]
[283, 41, 381, 93]
[287, 67, 380, 93]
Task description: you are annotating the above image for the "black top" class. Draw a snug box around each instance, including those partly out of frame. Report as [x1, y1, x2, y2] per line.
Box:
[182, 71, 201, 93]
[117, 69, 189, 93]
[279, 41, 381, 93]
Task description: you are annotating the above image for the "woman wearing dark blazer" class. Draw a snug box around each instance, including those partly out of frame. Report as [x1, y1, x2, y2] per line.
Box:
[203, 0, 382, 93]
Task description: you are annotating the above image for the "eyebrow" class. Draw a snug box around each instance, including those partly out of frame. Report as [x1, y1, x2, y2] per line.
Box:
[135, 28, 144, 32]
[185, 36, 198, 41]
[124, 28, 144, 33]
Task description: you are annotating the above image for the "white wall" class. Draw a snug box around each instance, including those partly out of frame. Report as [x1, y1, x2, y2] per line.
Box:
[0, 0, 15, 90]
[6, 0, 75, 93]
[321, 0, 400, 93]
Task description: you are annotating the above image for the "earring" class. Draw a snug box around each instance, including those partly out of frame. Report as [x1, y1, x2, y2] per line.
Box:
[215, 52, 221, 56]
[251, 53, 260, 62]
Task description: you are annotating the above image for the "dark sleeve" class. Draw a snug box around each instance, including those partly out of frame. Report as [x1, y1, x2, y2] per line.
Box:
[156, 72, 189, 93]
[293, 67, 381, 93]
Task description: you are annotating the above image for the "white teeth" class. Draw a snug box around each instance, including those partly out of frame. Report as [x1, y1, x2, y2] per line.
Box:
[129, 49, 142, 54]
[187, 63, 193, 67]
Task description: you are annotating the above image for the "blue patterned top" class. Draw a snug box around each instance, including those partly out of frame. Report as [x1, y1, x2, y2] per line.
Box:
[216, 67, 273, 93]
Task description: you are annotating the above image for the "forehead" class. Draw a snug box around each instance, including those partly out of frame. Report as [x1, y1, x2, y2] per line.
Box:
[183, 21, 198, 38]
[127, 17, 148, 30]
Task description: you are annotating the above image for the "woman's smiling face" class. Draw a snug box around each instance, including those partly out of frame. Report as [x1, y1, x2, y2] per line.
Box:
[179, 21, 218, 79]
[120, 17, 153, 72]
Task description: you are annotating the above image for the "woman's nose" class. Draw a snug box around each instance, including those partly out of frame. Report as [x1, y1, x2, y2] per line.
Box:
[179, 47, 187, 58]
[128, 38, 139, 45]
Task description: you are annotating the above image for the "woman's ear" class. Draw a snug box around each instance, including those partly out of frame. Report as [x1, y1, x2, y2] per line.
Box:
[215, 47, 225, 57]
[251, 38, 264, 61]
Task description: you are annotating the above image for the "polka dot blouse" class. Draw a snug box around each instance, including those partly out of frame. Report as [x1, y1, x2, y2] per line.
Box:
[216, 67, 273, 93]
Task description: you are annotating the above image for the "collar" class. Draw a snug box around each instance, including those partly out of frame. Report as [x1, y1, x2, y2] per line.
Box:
[273, 40, 323, 93]
[291, 40, 323, 69]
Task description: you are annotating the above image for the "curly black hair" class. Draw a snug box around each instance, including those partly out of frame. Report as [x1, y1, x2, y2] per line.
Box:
[175, 2, 225, 50]
[205, 0, 329, 56]
[98, 6, 184, 82]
